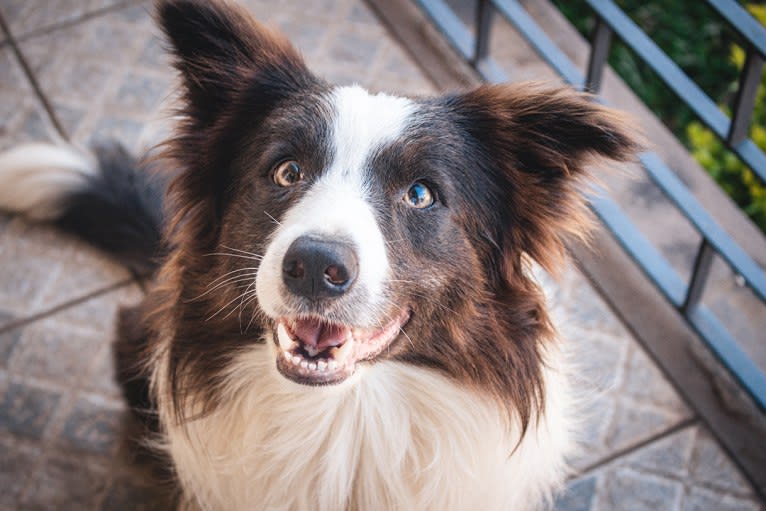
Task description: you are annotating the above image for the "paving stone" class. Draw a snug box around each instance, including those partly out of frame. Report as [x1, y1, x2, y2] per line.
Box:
[58, 394, 125, 455]
[16, 1, 172, 154]
[0, 284, 144, 509]
[273, 16, 328, 58]
[109, 71, 170, 116]
[0, 311, 22, 366]
[327, 28, 384, 69]
[347, 2, 380, 26]
[547, 266, 692, 471]
[52, 282, 144, 335]
[0, 219, 133, 330]
[556, 267, 631, 338]
[555, 475, 597, 511]
[623, 427, 695, 480]
[0, 435, 41, 509]
[19, 450, 109, 511]
[0, 0, 134, 40]
[597, 467, 683, 511]
[604, 402, 687, 456]
[0, 219, 67, 315]
[687, 427, 758, 497]
[0, 381, 61, 439]
[581, 424, 763, 510]
[99, 475, 169, 511]
[82, 343, 124, 400]
[0, 211, 11, 233]
[0, 46, 59, 152]
[621, 343, 690, 411]
[8, 322, 104, 386]
[278, 0, 349, 21]
[0, 282, 142, 395]
[88, 116, 146, 149]
[682, 486, 762, 511]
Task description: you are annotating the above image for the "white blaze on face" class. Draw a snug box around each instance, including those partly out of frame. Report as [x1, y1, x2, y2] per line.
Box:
[256, 86, 416, 325]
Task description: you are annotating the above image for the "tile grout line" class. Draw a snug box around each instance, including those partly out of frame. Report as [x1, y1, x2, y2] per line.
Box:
[0, 8, 7, 44]
[10, 0, 139, 45]
[0, 10, 68, 141]
[0, 278, 137, 335]
[571, 415, 699, 480]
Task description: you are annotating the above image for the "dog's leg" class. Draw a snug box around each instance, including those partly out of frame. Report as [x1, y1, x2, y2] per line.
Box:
[114, 299, 183, 507]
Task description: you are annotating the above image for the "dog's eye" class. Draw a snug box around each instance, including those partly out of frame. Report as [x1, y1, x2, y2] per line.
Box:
[273, 160, 303, 187]
[403, 182, 434, 209]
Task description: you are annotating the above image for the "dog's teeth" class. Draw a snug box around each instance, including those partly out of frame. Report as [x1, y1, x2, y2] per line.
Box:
[332, 340, 353, 364]
[329, 360, 338, 371]
[277, 323, 298, 351]
[283, 351, 291, 360]
[317, 360, 327, 371]
[300, 360, 308, 369]
[291, 355, 302, 365]
[308, 362, 317, 371]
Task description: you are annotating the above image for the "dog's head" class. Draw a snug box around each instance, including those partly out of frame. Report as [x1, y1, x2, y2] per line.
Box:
[157, 0, 639, 420]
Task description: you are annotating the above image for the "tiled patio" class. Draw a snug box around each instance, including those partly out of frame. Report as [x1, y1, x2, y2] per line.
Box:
[0, 1, 762, 509]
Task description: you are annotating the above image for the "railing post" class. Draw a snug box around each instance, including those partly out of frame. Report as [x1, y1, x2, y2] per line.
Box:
[585, 17, 613, 93]
[728, 47, 765, 146]
[682, 239, 715, 314]
[472, 0, 494, 66]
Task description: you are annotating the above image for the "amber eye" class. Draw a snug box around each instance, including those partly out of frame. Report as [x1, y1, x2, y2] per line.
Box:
[403, 182, 435, 209]
[273, 160, 302, 187]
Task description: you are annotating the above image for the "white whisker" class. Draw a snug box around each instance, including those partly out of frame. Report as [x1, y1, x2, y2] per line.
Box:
[220, 245, 264, 258]
[264, 211, 282, 225]
[189, 272, 258, 302]
[204, 252, 264, 261]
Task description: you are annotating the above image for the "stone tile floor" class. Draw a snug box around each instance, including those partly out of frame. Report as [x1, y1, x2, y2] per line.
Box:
[0, 1, 762, 509]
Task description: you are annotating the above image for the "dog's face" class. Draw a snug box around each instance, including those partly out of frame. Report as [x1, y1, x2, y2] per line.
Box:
[158, 0, 637, 409]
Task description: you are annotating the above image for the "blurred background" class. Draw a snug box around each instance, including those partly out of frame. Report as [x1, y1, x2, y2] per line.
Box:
[0, 0, 764, 509]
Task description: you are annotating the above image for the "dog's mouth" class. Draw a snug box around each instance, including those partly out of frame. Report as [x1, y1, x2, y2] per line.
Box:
[273, 309, 411, 385]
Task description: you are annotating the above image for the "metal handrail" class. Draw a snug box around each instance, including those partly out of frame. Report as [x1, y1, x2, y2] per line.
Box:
[583, 0, 766, 182]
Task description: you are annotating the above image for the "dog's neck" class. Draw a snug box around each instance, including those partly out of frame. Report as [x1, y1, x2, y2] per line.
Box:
[153, 338, 574, 511]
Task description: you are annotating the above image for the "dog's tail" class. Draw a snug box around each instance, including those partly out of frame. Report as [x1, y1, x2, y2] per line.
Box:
[0, 142, 165, 274]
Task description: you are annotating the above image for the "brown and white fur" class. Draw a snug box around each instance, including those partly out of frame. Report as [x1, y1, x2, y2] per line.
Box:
[0, 1, 640, 509]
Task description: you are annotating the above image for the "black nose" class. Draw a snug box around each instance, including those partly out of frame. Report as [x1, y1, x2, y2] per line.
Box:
[282, 236, 359, 299]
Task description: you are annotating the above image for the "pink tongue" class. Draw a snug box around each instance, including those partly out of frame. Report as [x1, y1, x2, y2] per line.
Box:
[292, 318, 350, 350]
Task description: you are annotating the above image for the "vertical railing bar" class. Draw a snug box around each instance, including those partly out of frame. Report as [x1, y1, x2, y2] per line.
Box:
[682, 239, 715, 314]
[585, 17, 613, 93]
[728, 47, 765, 146]
[472, 0, 494, 66]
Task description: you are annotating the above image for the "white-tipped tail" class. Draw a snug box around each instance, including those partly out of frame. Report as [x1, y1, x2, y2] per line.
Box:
[0, 143, 96, 221]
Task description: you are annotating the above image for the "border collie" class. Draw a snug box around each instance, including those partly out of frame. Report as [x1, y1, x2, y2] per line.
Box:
[0, 1, 639, 509]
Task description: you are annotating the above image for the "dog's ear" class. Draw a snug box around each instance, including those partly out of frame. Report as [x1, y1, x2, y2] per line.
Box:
[450, 83, 641, 277]
[156, 1, 318, 251]
[157, 0, 313, 127]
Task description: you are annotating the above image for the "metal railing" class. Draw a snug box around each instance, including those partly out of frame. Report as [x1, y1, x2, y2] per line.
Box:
[415, 0, 766, 410]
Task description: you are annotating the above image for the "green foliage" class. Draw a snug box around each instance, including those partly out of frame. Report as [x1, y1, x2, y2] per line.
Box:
[553, 0, 741, 133]
[687, 5, 766, 232]
[552, 0, 766, 232]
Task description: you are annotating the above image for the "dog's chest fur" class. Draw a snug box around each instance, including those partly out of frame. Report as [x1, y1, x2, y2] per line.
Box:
[156, 341, 574, 511]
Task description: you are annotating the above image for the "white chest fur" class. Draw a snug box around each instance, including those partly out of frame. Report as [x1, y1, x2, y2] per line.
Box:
[157, 342, 575, 511]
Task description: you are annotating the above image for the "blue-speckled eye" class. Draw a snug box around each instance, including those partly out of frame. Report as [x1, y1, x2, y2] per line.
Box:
[404, 182, 434, 209]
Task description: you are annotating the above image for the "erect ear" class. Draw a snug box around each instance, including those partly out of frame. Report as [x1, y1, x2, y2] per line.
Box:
[156, 1, 319, 250]
[449, 82, 641, 277]
[157, 0, 314, 127]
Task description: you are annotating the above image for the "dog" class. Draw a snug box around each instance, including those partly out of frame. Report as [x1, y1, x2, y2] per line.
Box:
[0, 0, 640, 509]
